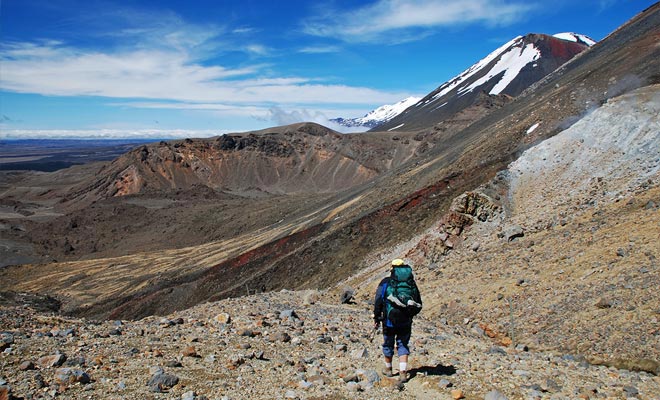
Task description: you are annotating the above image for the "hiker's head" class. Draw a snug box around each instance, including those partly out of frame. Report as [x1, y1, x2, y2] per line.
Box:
[391, 259, 406, 268]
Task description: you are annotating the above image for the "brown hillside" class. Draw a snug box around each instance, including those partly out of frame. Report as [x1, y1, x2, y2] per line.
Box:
[65, 123, 424, 207]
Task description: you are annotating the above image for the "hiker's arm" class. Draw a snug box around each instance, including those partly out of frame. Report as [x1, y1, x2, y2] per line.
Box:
[373, 283, 384, 324]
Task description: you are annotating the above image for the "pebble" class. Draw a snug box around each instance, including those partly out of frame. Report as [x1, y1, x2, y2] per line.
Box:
[215, 313, 231, 324]
[351, 347, 368, 359]
[623, 386, 639, 396]
[182, 346, 199, 357]
[485, 389, 508, 400]
[346, 381, 361, 392]
[279, 310, 298, 320]
[149, 366, 164, 375]
[438, 378, 453, 388]
[595, 298, 612, 309]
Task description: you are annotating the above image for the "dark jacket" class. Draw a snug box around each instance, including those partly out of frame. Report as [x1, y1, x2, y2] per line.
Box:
[373, 277, 390, 324]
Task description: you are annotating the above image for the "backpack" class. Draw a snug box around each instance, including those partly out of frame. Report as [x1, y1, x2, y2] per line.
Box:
[383, 265, 422, 326]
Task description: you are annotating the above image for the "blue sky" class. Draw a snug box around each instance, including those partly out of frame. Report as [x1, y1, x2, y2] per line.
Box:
[0, 0, 655, 139]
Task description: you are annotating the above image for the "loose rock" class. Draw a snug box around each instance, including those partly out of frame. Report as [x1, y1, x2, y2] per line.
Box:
[36, 354, 66, 368]
[484, 389, 508, 400]
[147, 373, 180, 393]
[55, 368, 91, 385]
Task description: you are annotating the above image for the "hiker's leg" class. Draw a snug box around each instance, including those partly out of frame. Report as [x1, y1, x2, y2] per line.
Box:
[399, 354, 408, 369]
[395, 326, 412, 375]
[394, 328, 411, 358]
[381, 327, 395, 359]
[381, 327, 395, 376]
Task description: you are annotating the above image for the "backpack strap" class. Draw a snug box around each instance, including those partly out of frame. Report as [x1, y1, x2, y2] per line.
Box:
[380, 281, 388, 301]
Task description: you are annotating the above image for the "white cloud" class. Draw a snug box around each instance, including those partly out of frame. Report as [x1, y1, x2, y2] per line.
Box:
[0, 129, 227, 140]
[267, 107, 369, 133]
[298, 45, 342, 54]
[115, 101, 272, 119]
[246, 44, 272, 56]
[303, 0, 535, 43]
[0, 6, 415, 134]
[112, 101, 373, 132]
[232, 27, 258, 35]
[0, 40, 408, 106]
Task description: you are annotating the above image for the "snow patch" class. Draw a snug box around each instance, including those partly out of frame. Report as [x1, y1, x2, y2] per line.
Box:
[433, 102, 448, 111]
[461, 43, 540, 95]
[358, 96, 420, 123]
[333, 96, 421, 128]
[431, 36, 523, 101]
[526, 122, 540, 134]
[553, 32, 596, 46]
[388, 123, 405, 131]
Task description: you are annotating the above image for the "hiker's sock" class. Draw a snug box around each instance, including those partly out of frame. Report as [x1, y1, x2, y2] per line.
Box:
[385, 362, 392, 369]
[399, 362, 407, 373]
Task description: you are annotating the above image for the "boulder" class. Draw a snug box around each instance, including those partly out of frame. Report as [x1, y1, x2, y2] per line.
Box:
[147, 373, 179, 393]
[502, 225, 524, 241]
[340, 288, 355, 304]
[37, 354, 66, 368]
[55, 368, 91, 385]
[0, 333, 13, 351]
[19, 361, 35, 371]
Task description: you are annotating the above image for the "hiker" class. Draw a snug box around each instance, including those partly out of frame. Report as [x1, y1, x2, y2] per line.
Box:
[373, 259, 423, 383]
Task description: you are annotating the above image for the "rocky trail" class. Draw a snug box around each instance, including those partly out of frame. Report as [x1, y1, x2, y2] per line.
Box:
[1, 287, 659, 400]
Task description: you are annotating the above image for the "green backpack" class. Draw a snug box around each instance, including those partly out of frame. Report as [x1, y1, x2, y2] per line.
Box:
[384, 265, 422, 326]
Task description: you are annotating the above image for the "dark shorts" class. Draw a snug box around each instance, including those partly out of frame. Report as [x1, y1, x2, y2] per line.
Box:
[382, 325, 411, 357]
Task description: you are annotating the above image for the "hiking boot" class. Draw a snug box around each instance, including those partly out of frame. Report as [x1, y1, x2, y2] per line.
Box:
[381, 366, 393, 377]
[398, 370, 409, 383]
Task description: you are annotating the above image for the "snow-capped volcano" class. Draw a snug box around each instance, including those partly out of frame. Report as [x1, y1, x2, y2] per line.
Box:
[331, 96, 421, 129]
[376, 33, 593, 132]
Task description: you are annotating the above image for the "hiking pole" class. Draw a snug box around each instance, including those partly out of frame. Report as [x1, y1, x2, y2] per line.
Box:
[369, 323, 379, 343]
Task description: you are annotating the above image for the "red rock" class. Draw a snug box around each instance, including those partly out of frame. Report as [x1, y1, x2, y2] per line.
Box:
[36, 354, 66, 368]
[182, 346, 198, 357]
[19, 361, 35, 371]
